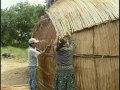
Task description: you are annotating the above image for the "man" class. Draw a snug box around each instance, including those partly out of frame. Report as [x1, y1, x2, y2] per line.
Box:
[28, 38, 51, 90]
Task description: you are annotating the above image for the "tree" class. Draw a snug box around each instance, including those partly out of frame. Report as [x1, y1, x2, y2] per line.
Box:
[1, 1, 45, 48]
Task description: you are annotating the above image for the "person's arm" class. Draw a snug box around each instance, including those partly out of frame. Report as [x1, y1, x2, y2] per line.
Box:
[32, 49, 41, 58]
[41, 40, 53, 54]
[52, 34, 60, 52]
[65, 31, 74, 48]
[53, 33, 60, 44]
[41, 45, 51, 54]
[69, 36, 74, 46]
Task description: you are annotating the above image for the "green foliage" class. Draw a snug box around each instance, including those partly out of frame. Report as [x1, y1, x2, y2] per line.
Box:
[1, 2, 45, 48]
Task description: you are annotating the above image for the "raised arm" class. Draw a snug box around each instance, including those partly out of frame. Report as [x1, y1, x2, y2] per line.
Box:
[53, 34, 59, 45]
[65, 31, 74, 47]
[42, 40, 53, 53]
[69, 36, 74, 46]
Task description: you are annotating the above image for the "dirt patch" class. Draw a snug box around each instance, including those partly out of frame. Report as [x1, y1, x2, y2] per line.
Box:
[1, 59, 29, 86]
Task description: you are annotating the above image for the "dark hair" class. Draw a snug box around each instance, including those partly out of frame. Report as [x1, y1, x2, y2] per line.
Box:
[56, 37, 67, 51]
[29, 43, 32, 46]
[29, 43, 34, 47]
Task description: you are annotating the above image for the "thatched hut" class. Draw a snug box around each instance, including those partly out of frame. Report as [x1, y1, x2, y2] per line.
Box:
[32, 0, 119, 90]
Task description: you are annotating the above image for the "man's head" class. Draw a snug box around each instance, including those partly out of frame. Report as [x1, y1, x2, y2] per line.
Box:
[29, 38, 39, 48]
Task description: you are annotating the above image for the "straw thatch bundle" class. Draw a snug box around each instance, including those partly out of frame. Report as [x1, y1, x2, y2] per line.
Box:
[32, 0, 119, 90]
[46, 0, 119, 36]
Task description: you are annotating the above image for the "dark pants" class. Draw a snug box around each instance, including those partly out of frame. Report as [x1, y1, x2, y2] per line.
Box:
[52, 72, 76, 90]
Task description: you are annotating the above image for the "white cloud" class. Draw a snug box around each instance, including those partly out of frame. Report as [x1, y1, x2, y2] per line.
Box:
[1, 0, 46, 9]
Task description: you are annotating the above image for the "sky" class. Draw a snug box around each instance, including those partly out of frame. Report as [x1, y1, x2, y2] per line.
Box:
[1, 0, 46, 9]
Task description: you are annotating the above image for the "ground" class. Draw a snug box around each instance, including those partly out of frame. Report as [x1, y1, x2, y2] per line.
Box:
[1, 58, 28, 86]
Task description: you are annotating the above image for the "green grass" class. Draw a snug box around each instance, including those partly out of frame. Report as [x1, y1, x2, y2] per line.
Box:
[1, 46, 28, 61]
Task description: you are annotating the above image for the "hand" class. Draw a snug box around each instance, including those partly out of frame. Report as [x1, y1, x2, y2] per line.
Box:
[39, 40, 46, 42]
[66, 31, 71, 37]
[42, 43, 51, 53]
[56, 33, 59, 36]
[40, 50, 45, 54]
[47, 39, 53, 47]
[36, 48, 40, 51]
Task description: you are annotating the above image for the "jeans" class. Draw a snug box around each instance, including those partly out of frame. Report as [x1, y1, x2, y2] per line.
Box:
[28, 66, 37, 90]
